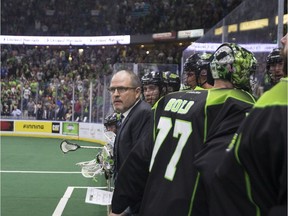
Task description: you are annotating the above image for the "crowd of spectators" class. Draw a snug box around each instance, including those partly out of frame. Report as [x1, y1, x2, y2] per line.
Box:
[1, 0, 243, 36]
[1, 0, 245, 121]
[0, 43, 185, 121]
[0, 42, 277, 122]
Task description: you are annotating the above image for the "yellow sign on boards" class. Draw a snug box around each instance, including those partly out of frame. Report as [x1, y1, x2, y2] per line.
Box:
[15, 121, 52, 133]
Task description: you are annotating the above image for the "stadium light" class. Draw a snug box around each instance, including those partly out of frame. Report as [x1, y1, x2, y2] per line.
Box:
[240, 18, 269, 31]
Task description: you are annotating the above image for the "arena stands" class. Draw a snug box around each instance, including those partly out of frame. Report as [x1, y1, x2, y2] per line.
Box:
[0, 0, 245, 122]
[0, 43, 186, 122]
[1, 0, 243, 36]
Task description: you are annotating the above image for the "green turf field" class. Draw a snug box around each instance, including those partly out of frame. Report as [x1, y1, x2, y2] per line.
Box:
[1, 136, 110, 216]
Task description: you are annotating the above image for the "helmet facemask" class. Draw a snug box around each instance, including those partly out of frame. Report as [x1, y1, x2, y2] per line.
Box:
[266, 48, 284, 85]
[141, 71, 166, 105]
[195, 53, 214, 87]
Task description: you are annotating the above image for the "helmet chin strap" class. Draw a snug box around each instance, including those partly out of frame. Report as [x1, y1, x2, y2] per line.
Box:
[200, 80, 207, 87]
[196, 76, 207, 87]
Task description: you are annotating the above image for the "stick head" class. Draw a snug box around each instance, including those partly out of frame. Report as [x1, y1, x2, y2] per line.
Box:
[60, 140, 79, 153]
[104, 131, 116, 147]
[76, 159, 103, 178]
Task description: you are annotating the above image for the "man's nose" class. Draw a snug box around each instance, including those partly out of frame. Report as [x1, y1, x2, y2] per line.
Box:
[275, 64, 283, 70]
[113, 89, 120, 96]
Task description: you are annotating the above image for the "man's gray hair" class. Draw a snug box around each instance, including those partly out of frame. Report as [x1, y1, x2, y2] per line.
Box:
[115, 70, 141, 87]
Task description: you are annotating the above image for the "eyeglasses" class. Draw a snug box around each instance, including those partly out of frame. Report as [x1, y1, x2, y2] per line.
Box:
[107, 86, 137, 94]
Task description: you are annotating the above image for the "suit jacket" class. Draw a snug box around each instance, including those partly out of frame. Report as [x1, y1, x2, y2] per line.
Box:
[114, 100, 152, 176]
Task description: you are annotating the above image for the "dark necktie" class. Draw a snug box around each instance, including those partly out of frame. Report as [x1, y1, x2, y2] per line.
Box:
[117, 114, 125, 129]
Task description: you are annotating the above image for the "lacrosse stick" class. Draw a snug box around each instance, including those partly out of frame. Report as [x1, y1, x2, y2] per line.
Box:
[74, 143, 114, 179]
[60, 140, 103, 153]
[104, 131, 116, 147]
[102, 133, 115, 215]
[76, 159, 103, 178]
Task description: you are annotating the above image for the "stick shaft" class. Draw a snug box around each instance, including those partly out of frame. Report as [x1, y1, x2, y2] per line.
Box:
[80, 146, 104, 149]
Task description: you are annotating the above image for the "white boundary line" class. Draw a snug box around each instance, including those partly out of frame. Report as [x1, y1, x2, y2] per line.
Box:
[52, 186, 108, 216]
[52, 186, 75, 216]
[0, 170, 81, 174]
[1, 170, 109, 215]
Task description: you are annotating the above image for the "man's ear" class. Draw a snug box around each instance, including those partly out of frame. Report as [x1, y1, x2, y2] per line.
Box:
[135, 87, 142, 97]
[161, 87, 167, 96]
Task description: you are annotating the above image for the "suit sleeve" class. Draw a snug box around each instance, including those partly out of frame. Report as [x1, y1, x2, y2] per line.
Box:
[111, 109, 154, 214]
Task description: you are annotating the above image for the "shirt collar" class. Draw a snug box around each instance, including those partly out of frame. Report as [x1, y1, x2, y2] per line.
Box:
[122, 99, 140, 119]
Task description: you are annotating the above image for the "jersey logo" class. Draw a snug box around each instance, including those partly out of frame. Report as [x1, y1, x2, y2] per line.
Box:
[164, 98, 194, 114]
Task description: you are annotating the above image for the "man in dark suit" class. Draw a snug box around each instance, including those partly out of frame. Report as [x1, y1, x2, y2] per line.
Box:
[108, 70, 152, 215]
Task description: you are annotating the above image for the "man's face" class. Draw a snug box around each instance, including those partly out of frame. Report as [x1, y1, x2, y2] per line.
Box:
[143, 84, 161, 106]
[105, 124, 117, 134]
[167, 86, 174, 93]
[109, 72, 141, 113]
[269, 61, 285, 83]
[183, 71, 197, 89]
[198, 69, 207, 85]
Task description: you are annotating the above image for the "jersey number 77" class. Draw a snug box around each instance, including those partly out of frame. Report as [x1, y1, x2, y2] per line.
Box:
[149, 117, 193, 181]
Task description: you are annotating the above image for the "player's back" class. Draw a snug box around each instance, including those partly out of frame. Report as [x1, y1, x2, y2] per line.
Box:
[209, 79, 287, 216]
[139, 88, 255, 216]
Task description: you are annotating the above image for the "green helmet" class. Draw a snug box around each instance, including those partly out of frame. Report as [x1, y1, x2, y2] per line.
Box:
[210, 43, 257, 92]
[104, 112, 120, 127]
[141, 71, 164, 87]
[162, 71, 180, 92]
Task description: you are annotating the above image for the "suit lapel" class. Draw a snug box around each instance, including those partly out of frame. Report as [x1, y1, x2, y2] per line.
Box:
[114, 100, 142, 171]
